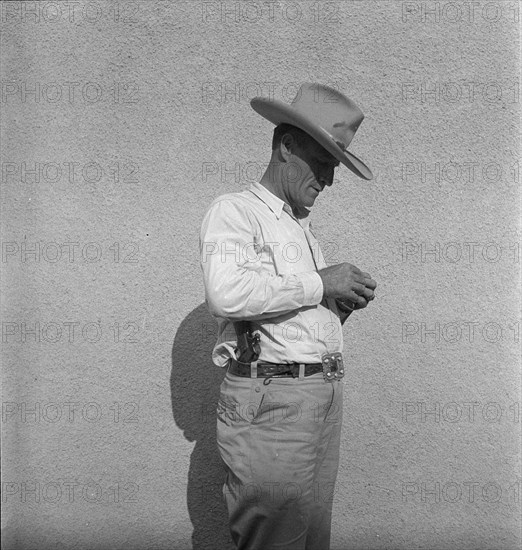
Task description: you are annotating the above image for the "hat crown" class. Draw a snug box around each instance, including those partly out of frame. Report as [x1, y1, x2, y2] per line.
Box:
[289, 83, 364, 150]
[249, 81, 372, 180]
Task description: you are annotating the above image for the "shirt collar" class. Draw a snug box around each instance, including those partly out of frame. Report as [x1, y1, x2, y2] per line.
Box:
[248, 182, 286, 220]
[248, 182, 312, 228]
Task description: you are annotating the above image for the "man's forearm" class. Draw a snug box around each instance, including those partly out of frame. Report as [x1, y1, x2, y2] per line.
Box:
[203, 270, 324, 321]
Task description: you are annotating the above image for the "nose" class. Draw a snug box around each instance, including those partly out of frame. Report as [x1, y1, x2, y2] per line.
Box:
[323, 166, 336, 187]
[317, 178, 332, 190]
[315, 164, 336, 188]
[320, 173, 334, 187]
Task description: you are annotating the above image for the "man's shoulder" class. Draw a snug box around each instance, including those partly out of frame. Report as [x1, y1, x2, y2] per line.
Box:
[206, 189, 261, 212]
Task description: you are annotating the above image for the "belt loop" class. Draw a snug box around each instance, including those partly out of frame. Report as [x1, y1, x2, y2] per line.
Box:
[298, 363, 305, 381]
[250, 361, 258, 379]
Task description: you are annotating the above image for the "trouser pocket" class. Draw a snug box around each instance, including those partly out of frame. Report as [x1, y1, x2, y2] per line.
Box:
[217, 372, 267, 425]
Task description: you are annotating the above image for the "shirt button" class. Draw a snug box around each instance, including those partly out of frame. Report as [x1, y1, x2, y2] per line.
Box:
[255, 387, 260, 393]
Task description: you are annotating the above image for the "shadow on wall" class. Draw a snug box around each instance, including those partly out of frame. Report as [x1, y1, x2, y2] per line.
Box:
[170, 303, 234, 550]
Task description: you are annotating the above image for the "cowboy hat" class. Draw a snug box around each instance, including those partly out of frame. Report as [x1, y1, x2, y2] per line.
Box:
[250, 82, 373, 180]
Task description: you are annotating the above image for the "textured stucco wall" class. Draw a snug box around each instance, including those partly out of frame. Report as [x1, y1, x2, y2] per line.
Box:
[1, 1, 520, 549]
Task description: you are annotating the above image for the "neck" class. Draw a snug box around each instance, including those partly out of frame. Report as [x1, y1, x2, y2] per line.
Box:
[259, 159, 310, 219]
[259, 160, 285, 201]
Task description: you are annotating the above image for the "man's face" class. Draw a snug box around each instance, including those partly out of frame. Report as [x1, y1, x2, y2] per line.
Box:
[283, 134, 340, 209]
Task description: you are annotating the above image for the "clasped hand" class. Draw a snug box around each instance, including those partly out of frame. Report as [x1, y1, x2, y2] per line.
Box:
[317, 263, 377, 310]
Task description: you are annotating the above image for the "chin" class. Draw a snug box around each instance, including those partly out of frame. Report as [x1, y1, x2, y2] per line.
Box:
[301, 204, 314, 213]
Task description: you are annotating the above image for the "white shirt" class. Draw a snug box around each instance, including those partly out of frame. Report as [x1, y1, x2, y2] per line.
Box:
[200, 182, 343, 367]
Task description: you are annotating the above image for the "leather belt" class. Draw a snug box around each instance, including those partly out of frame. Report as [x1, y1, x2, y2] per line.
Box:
[228, 358, 323, 378]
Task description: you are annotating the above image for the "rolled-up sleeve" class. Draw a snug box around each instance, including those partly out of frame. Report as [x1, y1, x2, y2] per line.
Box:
[200, 198, 323, 320]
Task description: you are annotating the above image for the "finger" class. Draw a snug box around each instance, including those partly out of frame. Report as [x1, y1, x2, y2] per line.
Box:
[361, 287, 375, 301]
[345, 292, 368, 307]
[352, 282, 367, 296]
[355, 295, 368, 308]
[360, 272, 377, 287]
[346, 290, 363, 303]
[338, 299, 356, 311]
[348, 263, 362, 275]
[349, 270, 367, 285]
[363, 277, 377, 290]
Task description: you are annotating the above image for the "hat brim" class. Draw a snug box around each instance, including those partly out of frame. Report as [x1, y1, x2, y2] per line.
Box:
[251, 97, 373, 181]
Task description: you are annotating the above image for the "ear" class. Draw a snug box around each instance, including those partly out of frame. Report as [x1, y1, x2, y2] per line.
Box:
[278, 133, 296, 162]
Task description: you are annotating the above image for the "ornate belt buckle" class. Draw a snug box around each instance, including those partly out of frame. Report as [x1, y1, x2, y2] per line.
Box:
[321, 352, 344, 382]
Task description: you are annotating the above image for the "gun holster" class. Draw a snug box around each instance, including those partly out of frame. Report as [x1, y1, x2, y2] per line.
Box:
[233, 321, 261, 364]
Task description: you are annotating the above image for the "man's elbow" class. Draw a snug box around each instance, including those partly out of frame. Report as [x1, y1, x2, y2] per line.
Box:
[206, 294, 247, 319]
[206, 289, 264, 319]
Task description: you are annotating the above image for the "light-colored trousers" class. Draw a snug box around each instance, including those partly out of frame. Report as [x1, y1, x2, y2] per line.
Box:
[216, 369, 344, 550]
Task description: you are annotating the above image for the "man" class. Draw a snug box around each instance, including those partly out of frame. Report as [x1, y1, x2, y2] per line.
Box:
[200, 82, 377, 550]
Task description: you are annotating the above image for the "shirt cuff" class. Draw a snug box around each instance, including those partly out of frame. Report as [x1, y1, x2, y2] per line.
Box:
[296, 271, 324, 306]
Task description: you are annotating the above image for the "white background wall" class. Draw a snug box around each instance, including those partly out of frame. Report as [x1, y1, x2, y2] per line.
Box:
[1, 1, 520, 549]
